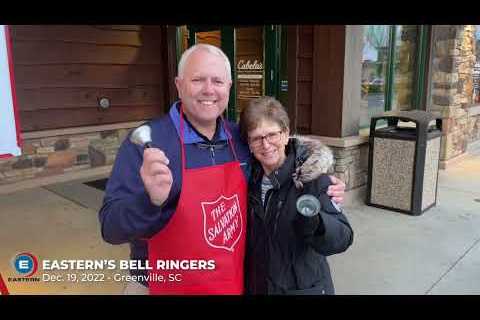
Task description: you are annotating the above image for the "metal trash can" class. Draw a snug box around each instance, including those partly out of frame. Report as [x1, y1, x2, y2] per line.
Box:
[366, 110, 442, 216]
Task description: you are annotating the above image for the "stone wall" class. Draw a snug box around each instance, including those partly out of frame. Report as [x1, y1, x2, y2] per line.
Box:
[468, 113, 480, 142]
[458, 26, 476, 107]
[330, 144, 369, 191]
[0, 128, 130, 185]
[429, 25, 477, 163]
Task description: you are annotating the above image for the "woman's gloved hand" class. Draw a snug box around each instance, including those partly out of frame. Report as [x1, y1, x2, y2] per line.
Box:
[294, 213, 325, 237]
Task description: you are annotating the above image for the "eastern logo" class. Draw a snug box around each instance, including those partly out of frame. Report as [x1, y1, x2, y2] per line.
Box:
[12, 252, 38, 277]
[201, 194, 243, 252]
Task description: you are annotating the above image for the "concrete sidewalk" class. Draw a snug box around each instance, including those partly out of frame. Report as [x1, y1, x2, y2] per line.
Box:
[0, 178, 129, 294]
[0, 143, 479, 294]
[330, 141, 480, 294]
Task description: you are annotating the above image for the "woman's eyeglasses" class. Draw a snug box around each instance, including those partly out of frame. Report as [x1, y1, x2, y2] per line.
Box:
[248, 131, 283, 148]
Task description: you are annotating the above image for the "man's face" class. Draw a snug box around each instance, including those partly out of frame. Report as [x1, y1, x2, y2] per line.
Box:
[175, 49, 232, 128]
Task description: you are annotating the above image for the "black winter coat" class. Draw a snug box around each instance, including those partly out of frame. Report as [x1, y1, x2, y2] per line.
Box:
[245, 137, 354, 295]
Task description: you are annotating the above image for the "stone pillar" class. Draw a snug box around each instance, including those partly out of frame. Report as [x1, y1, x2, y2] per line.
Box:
[341, 25, 364, 136]
[330, 143, 369, 191]
[429, 25, 475, 166]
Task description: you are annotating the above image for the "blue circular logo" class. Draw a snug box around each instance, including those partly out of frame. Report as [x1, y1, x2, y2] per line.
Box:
[13, 253, 38, 277]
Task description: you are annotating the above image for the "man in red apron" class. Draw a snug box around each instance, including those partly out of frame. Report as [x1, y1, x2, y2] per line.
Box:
[146, 106, 247, 294]
[136, 44, 246, 294]
[99, 44, 346, 295]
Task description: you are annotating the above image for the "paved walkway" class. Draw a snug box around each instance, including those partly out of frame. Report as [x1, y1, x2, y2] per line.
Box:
[330, 142, 480, 294]
[0, 176, 128, 294]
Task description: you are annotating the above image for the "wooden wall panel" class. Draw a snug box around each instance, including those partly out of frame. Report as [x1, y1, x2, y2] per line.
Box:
[17, 86, 164, 111]
[20, 106, 160, 131]
[287, 26, 299, 133]
[297, 58, 313, 82]
[297, 82, 312, 106]
[12, 42, 163, 65]
[10, 25, 169, 132]
[296, 25, 314, 133]
[298, 26, 313, 58]
[288, 25, 347, 136]
[311, 25, 345, 137]
[14, 65, 163, 88]
[10, 25, 143, 45]
[296, 104, 312, 134]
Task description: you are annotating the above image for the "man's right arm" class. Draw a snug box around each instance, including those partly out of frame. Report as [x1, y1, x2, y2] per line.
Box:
[98, 138, 168, 245]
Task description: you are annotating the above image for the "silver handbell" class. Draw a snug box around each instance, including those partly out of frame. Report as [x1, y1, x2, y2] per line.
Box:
[130, 125, 153, 148]
[296, 194, 321, 217]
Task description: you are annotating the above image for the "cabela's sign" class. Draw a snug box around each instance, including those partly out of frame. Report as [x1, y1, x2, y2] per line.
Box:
[237, 59, 263, 71]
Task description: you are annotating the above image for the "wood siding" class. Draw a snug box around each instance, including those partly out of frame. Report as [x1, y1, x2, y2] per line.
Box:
[311, 25, 345, 137]
[9, 25, 171, 132]
[289, 25, 346, 136]
[293, 26, 314, 134]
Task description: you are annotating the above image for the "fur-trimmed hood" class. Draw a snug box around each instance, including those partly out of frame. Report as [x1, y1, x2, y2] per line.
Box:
[290, 135, 334, 188]
[250, 135, 334, 189]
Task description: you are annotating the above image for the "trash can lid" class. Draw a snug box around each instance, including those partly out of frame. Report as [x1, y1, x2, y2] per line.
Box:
[375, 126, 417, 139]
[375, 110, 439, 126]
[371, 110, 442, 140]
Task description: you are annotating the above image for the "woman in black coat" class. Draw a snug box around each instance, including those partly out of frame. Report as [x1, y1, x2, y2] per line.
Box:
[239, 96, 354, 295]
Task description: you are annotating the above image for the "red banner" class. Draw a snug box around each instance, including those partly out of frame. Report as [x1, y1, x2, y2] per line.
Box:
[0, 272, 9, 295]
[0, 25, 22, 158]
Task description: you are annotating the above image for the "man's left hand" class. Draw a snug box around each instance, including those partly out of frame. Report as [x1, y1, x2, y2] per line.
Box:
[328, 175, 346, 206]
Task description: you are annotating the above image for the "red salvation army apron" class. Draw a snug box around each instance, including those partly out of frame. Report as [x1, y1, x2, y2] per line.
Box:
[147, 106, 247, 295]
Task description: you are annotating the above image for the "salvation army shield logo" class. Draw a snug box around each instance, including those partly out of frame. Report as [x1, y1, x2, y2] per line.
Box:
[201, 194, 243, 252]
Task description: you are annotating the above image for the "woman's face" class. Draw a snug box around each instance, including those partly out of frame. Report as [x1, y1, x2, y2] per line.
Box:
[247, 119, 289, 175]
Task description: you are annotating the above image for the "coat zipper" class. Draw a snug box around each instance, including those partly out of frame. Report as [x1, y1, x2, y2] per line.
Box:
[264, 189, 274, 222]
[263, 170, 278, 219]
[264, 189, 284, 236]
[209, 146, 216, 165]
[273, 200, 283, 234]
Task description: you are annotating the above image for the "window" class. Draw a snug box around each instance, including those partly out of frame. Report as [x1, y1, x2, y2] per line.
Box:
[360, 25, 430, 131]
[361, 25, 389, 129]
[391, 26, 419, 111]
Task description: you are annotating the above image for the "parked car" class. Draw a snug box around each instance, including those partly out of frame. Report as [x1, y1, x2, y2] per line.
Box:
[369, 78, 385, 86]
[369, 78, 385, 93]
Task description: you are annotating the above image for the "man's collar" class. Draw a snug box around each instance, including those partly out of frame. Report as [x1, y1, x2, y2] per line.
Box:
[168, 101, 230, 144]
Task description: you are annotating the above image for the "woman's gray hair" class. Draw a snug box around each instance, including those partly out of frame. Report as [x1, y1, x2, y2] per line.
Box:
[177, 44, 232, 81]
[239, 96, 290, 141]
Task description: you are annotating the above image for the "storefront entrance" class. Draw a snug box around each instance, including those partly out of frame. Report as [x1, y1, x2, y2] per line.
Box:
[177, 25, 288, 121]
